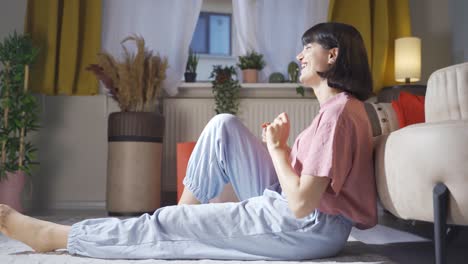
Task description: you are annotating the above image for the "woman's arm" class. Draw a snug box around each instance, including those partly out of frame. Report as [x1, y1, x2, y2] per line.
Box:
[269, 147, 330, 218]
[265, 113, 330, 218]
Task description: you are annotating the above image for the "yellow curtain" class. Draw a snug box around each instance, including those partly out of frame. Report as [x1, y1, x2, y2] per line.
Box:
[25, 0, 101, 95]
[328, 0, 412, 93]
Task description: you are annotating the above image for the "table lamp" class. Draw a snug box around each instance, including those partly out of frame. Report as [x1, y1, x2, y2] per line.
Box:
[395, 37, 421, 84]
[378, 36, 426, 101]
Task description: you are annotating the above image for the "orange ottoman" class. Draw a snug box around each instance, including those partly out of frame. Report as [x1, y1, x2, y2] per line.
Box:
[176, 141, 197, 202]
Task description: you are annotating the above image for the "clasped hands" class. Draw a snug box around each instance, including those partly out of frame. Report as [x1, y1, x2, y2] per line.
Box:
[261, 112, 290, 151]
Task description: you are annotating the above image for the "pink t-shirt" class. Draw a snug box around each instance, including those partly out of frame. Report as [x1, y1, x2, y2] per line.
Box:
[289, 92, 377, 229]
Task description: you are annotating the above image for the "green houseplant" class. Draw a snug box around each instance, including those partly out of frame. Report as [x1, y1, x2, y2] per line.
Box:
[269, 72, 285, 83]
[184, 49, 199, 82]
[237, 50, 265, 83]
[210, 65, 241, 115]
[287, 61, 306, 97]
[87, 35, 169, 215]
[0, 32, 40, 212]
[288, 61, 299, 83]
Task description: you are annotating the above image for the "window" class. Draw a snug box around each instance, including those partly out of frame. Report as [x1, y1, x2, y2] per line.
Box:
[190, 12, 231, 56]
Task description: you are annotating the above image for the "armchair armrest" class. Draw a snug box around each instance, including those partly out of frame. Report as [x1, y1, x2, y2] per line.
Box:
[374, 120, 468, 225]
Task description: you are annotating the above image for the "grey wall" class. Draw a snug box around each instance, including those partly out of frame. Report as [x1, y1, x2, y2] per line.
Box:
[449, 0, 468, 64]
[409, 0, 453, 84]
[29, 95, 112, 211]
[0, 0, 27, 39]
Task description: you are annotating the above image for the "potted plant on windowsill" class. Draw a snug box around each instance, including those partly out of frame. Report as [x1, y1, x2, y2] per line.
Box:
[184, 49, 199, 82]
[87, 35, 169, 216]
[210, 65, 241, 114]
[237, 50, 265, 83]
[287, 61, 306, 96]
[0, 32, 40, 213]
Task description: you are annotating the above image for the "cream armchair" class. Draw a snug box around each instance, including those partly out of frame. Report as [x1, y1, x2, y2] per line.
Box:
[374, 62, 468, 264]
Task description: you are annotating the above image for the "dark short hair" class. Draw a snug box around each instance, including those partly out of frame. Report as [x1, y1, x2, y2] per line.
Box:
[301, 22, 372, 101]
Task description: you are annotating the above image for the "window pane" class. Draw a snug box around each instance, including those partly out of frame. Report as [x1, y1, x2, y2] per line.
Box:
[209, 15, 230, 55]
[190, 15, 207, 54]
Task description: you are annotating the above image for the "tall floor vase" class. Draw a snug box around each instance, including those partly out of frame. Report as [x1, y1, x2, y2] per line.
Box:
[106, 112, 165, 216]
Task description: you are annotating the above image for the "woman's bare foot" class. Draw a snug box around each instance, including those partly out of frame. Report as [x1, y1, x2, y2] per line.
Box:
[0, 204, 71, 252]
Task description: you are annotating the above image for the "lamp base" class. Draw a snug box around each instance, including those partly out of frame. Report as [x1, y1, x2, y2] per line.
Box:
[378, 84, 427, 103]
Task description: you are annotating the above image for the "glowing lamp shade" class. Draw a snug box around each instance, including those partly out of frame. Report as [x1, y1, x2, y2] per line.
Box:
[395, 37, 421, 83]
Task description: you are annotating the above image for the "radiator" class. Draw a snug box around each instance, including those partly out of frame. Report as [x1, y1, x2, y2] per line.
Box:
[162, 98, 321, 191]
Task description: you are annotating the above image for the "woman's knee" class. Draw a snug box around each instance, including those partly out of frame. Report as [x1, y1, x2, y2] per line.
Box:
[208, 113, 239, 128]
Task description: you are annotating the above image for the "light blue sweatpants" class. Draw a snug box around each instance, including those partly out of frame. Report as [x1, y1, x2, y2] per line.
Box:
[67, 114, 352, 260]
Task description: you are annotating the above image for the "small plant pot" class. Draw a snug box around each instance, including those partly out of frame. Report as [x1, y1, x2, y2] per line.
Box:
[184, 72, 197, 82]
[0, 171, 26, 213]
[242, 69, 258, 83]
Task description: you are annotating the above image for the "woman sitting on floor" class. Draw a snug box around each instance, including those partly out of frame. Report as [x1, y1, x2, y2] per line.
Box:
[0, 22, 376, 260]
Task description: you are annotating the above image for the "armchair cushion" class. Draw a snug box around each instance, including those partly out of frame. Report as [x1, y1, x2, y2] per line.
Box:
[391, 91, 425, 128]
[364, 102, 399, 136]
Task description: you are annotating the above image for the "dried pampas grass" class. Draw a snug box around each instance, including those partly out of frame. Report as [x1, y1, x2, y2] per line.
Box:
[87, 35, 168, 112]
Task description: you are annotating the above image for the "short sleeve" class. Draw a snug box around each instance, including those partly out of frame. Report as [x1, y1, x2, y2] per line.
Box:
[301, 117, 354, 195]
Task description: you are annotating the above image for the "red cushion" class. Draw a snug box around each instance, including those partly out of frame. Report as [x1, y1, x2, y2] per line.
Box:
[391, 91, 425, 128]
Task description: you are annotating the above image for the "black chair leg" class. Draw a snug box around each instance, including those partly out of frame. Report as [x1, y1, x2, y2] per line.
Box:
[433, 183, 449, 264]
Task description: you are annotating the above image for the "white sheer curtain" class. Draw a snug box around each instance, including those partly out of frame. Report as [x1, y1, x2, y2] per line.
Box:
[102, 0, 202, 96]
[232, 0, 329, 82]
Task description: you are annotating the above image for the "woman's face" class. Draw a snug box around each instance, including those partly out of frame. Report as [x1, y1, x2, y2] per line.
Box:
[296, 42, 332, 86]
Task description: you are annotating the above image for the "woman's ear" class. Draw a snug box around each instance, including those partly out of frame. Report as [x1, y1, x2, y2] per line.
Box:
[328, 47, 339, 64]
